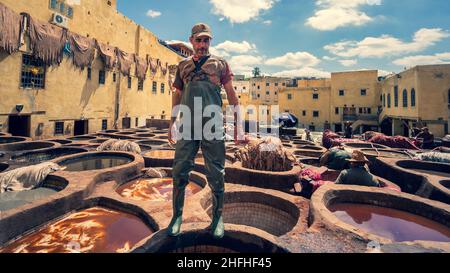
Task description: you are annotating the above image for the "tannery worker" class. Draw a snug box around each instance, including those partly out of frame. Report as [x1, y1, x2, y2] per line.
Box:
[319, 146, 352, 171]
[416, 127, 435, 150]
[335, 150, 380, 187]
[168, 23, 247, 239]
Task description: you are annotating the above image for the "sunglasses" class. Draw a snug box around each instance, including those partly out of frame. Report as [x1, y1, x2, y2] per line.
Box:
[195, 38, 211, 43]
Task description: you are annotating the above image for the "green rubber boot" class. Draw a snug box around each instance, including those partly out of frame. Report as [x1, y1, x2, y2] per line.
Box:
[210, 192, 225, 239]
[167, 185, 186, 237]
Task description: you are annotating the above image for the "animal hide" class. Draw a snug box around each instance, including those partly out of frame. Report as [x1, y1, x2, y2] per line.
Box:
[0, 2, 22, 54]
[68, 32, 95, 69]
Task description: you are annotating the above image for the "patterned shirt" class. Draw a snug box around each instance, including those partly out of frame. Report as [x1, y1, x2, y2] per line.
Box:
[173, 55, 233, 90]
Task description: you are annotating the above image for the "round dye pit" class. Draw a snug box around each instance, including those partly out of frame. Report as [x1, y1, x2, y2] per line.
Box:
[58, 153, 133, 172]
[0, 142, 57, 153]
[440, 181, 450, 190]
[144, 230, 287, 253]
[397, 160, 450, 178]
[11, 148, 87, 164]
[343, 143, 389, 149]
[293, 149, 325, 158]
[361, 149, 411, 159]
[0, 207, 154, 253]
[67, 136, 97, 141]
[0, 175, 68, 212]
[135, 133, 156, 138]
[116, 177, 202, 202]
[293, 140, 315, 146]
[0, 162, 9, 172]
[136, 140, 167, 147]
[103, 130, 119, 133]
[329, 203, 450, 243]
[0, 137, 28, 144]
[116, 132, 136, 136]
[155, 135, 169, 140]
[202, 191, 300, 237]
[89, 139, 109, 144]
[296, 145, 324, 151]
[47, 139, 72, 145]
[299, 158, 320, 167]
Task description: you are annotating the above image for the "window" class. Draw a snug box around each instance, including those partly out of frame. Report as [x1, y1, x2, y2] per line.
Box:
[87, 67, 92, 80]
[138, 79, 144, 91]
[152, 81, 157, 93]
[339, 90, 344, 96]
[98, 70, 105, 85]
[266, 82, 270, 87]
[257, 94, 260, 98]
[101, 119, 108, 130]
[359, 108, 363, 114]
[388, 93, 391, 108]
[113, 73, 116, 82]
[59, 2, 65, 13]
[313, 111, 319, 117]
[367, 108, 372, 114]
[411, 89, 416, 107]
[161, 83, 165, 94]
[67, 7, 73, 18]
[313, 94, 319, 100]
[21, 54, 45, 88]
[127, 76, 132, 89]
[50, 0, 57, 9]
[383, 94, 386, 107]
[266, 91, 270, 95]
[335, 107, 339, 115]
[248, 109, 254, 114]
[302, 110, 306, 116]
[275, 91, 278, 95]
[257, 86, 260, 90]
[448, 89, 450, 104]
[287, 93, 292, 100]
[275, 83, 278, 87]
[282, 83, 286, 86]
[394, 86, 398, 107]
[402, 89, 408, 107]
[49, 0, 74, 18]
[361, 89, 367, 96]
[135, 118, 139, 127]
[54, 121, 64, 135]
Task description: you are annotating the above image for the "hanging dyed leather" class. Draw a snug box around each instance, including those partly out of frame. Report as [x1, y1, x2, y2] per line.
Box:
[69, 32, 95, 70]
[161, 61, 168, 76]
[116, 48, 134, 76]
[135, 55, 148, 81]
[25, 14, 67, 66]
[0, 3, 22, 54]
[148, 57, 158, 75]
[96, 40, 117, 69]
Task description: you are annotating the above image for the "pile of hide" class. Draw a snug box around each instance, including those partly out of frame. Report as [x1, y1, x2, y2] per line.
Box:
[0, 162, 64, 193]
[145, 168, 168, 178]
[97, 139, 141, 154]
[368, 134, 420, 150]
[322, 130, 361, 149]
[414, 152, 450, 164]
[234, 136, 295, 172]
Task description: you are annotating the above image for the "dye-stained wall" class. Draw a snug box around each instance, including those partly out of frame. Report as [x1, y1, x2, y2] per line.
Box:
[0, 0, 182, 139]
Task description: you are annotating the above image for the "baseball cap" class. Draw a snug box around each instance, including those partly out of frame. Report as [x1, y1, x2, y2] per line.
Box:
[191, 23, 213, 39]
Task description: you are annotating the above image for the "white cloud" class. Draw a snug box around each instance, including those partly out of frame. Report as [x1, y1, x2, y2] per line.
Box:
[209, 0, 276, 24]
[265, 51, 321, 68]
[325, 28, 450, 58]
[146, 9, 161, 18]
[262, 20, 272, 25]
[228, 55, 264, 76]
[393, 52, 450, 68]
[214, 41, 257, 54]
[272, 67, 331, 78]
[339, 59, 358, 67]
[323, 56, 336, 61]
[306, 0, 382, 31]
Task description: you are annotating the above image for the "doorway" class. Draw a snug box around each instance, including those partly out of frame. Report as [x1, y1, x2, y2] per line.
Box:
[8, 115, 31, 137]
[334, 123, 342, 133]
[74, 120, 89, 136]
[122, 117, 131, 129]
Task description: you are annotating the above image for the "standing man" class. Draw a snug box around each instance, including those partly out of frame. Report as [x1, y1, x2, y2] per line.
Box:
[416, 127, 435, 150]
[168, 23, 245, 239]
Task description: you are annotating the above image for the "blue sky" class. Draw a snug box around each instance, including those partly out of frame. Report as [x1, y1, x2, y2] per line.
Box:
[118, 0, 450, 78]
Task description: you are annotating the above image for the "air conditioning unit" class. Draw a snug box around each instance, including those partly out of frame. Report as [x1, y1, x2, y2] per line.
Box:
[51, 13, 69, 28]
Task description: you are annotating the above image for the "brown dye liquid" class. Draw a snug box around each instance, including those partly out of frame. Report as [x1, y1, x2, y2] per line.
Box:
[62, 156, 131, 171]
[329, 203, 450, 242]
[116, 178, 202, 202]
[144, 150, 176, 159]
[363, 150, 410, 159]
[0, 207, 153, 253]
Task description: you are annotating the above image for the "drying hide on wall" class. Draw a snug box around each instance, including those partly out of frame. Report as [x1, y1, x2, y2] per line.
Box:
[160, 61, 168, 76]
[0, 2, 23, 54]
[0, 162, 65, 193]
[116, 48, 134, 76]
[26, 14, 67, 66]
[135, 55, 148, 81]
[148, 57, 158, 75]
[96, 41, 117, 69]
[69, 32, 95, 70]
